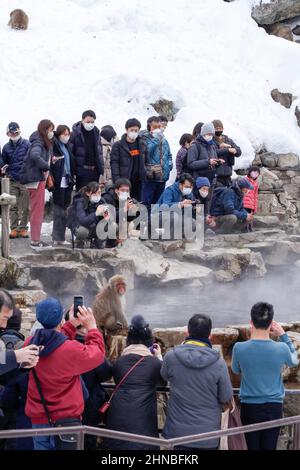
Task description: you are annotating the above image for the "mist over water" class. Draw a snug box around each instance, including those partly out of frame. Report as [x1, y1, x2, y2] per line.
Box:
[126, 267, 300, 329]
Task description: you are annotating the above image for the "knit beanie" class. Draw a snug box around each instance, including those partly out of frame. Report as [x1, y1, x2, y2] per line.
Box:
[196, 177, 211, 189]
[100, 125, 117, 142]
[36, 298, 64, 329]
[201, 122, 215, 136]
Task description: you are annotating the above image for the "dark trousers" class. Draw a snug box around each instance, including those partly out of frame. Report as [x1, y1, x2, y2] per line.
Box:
[141, 181, 166, 211]
[130, 180, 142, 202]
[175, 445, 218, 450]
[76, 170, 100, 192]
[240, 403, 283, 450]
[52, 187, 73, 241]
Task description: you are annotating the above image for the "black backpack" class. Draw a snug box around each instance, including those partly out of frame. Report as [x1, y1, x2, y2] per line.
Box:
[66, 202, 78, 231]
[0, 329, 25, 350]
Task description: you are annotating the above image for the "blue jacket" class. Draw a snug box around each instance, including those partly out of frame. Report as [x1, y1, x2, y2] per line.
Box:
[156, 181, 194, 209]
[210, 185, 248, 220]
[19, 131, 50, 184]
[73, 193, 105, 229]
[69, 122, 104, 177]
[0, 138, 30, 182]
[142, 131, 172, 182]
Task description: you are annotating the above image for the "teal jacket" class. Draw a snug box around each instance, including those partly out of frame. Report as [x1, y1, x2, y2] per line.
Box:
[142, 131, 173, 182]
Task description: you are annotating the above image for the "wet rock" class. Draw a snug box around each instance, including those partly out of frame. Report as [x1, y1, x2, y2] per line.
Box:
[150, 98, 179, 121]
[161, 259, 212, 286]
[271, 88, 293, 107]
[252, 1, 300, 25]
[246, 251, 267, 278]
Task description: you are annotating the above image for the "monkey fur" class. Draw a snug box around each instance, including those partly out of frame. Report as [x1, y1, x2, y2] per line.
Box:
[8, 9, 29, 30]
[93, 275, 128, 332]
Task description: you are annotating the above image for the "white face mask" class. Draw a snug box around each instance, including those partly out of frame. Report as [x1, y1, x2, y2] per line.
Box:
[83, 122, 95, 131]
[59, 135, 70, 145]
[203, 135, 213, 142]
[199, 189, 209, 198]
[127, 131, 139, 141]
[152, 128, 162, 137]
[47, 131, 54, 140]
[118, 191, 129, 201]
[182, 187, 192, 196]
[10, 135, 21, 142]
[90, 195, 101, 204]
[250, 171, 259, 180]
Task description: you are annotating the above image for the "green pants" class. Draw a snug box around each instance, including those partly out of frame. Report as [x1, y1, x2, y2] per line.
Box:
[10, 180, 29, 231]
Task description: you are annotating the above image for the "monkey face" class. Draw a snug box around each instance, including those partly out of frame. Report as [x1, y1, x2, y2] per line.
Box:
[116, 283, 126, 295]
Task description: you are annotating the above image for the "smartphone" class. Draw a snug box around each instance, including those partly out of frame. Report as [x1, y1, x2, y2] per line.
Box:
[74, 295, 84, 318]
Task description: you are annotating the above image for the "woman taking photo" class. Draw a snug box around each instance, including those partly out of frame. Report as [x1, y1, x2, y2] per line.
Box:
[20, 119, 54, 248]
[51, 125, 75, 245]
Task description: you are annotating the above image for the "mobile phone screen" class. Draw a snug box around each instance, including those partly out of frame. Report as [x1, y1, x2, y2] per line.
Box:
[74, 296, 84, 318]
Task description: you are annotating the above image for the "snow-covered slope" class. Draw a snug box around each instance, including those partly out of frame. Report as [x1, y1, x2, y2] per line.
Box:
[1, 0, 300, 179]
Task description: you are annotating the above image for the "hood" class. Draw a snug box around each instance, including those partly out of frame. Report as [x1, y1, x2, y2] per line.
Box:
[196, 134, 209, 146]
[29, 131, 44, 145]
[174, 344, 220, 369]
[29, 328, 67, 357]
[213, 186, 228, 198]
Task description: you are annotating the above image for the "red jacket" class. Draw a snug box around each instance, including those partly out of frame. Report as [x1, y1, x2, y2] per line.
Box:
[243, 176, 259, 213]
[25, 322, 105, 424]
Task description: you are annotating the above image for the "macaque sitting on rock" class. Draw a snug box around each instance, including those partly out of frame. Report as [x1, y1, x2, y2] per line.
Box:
[93, 275, 128, 333]
[8, 9, 29, 30]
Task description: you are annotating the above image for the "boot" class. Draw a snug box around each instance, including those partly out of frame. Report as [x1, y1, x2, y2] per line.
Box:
[18, 229, 29, 238]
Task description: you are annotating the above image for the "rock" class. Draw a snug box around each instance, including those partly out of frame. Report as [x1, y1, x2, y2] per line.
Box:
[0, 257, 22, 289]
[259, 167, 282, 192]
[271, 88, 293, 108]
[214, 269, 235, 283]
[267, 24, 294, 42]
[211, 328, 239, 348]
[161, 259, 212, 286]
[252, 0, 300, 25]
[277, 153, 299, 169]
[253, 215, 280, 228]
[263, 240, 292, 266]
[283, 183, 300, 199]
[9, 289, 47, 307]
[292, 24, 300, 35]
[161, 240, 183, 254]
[153, 327, 187, 353]
[295, 106, 300, 127]
[260, 152, 278, 168]
[228, 324, 251, 341]
[246, 251, 267, 278]
[150, 98, 179, 121]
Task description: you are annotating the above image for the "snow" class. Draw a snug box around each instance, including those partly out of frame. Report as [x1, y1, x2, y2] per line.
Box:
[1, 0, 300, 180]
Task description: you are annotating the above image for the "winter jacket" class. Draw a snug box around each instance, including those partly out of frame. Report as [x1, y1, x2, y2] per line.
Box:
[50, 137, 75, 189]
[210, 184, 248, 220]
[161, 342, 233, 449]
[104, 349, 164, 450]
[0, 138, 30, 182]
[0, 350, 19, 379]
[101, 136, 118, 185]
[102, 188, 138, 224]
[110, 134, 147, 183]
[175, 146, 188, 177]
[19, 131, 50, 184]
[243, 176, 259, 213]
[187, 135, 217, 182]
[25, 322, 105, 424]
[142, 131, 172, 182]
[73, 193, 105, 229]
[156, 181, 194, 209]
[214, 134, 242, 177]
[69, 122, 104, 177]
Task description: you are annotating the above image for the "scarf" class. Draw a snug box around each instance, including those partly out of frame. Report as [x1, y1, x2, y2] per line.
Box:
[184, 336, 212, 348]
[121, 344, 153, 357]
[58, 141, 71, 178]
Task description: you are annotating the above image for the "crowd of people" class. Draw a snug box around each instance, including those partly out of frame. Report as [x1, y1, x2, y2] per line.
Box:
[0, 113, 261, 248]
[0, 288, 298, 451]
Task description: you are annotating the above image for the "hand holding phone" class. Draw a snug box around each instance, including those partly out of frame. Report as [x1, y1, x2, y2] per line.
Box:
[74, 296, 84, 318]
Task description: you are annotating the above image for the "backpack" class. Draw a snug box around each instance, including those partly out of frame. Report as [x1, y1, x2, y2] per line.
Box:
[66, 202, 78, 231]
[0, 329, 25, 350]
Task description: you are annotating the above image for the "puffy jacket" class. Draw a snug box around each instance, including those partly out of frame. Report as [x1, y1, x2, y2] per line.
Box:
[25, 322, 105, 424]
[161, 342, 232, 449]
[214, 134, 242, 177]
[187, 136, 217, 182]
[19, 131, 50, 184]
[210, 184, 248, 220]
[110, 134, 147, 183]
[73, 193, 105, 229]
[1, 138, 30, 181]
[102, 188, 138, 224]
[175, 146, 188, 177]
[142, 131, 172, 182]
[243, 176, 259, 213]
[156, 181, 194, 208]
[69, 122, 104, 177]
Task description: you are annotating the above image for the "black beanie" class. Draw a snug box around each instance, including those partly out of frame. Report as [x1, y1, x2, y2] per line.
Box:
[127, 315, 153, 347]
[100, 125, 117, 142]
[7, 307, 22, 332]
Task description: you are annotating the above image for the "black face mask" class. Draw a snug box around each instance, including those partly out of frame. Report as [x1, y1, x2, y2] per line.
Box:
[215, 131, 223, 137]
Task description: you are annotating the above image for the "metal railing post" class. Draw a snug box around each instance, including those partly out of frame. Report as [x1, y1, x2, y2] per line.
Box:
[76, 429, 85, 450]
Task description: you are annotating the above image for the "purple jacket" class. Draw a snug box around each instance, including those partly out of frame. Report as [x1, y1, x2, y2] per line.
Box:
[175, 147, 188, 177]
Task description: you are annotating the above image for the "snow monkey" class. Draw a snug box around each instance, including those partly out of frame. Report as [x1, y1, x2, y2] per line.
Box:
[93, 275, 128, 332]
[8, 9, 29, 30]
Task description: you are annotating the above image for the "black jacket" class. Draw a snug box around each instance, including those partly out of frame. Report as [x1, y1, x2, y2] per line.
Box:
[50, 137, 75, 188]
[69, 122, 104, 177]
[104, 353, 164, 450]
[214, 134, 242, 177]
[19, 132, 50, 184]
[102, 188, 138, 224]
[187, 136, 217, 182]
[73, 193, 105, 229]
[110, 134, 147, 183]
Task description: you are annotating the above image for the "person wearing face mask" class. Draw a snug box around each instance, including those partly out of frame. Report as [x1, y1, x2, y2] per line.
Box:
[20, 119, 54, 248]
[100, 125, 119, 190]
[243, 166, 261, 232]
[0, 122, 30, 239]
[212, 120, 242, 187]
[110, 118, 147, 201]
[71, 181, 110, 249]
[187, 122, 221, 185]
[70, 110, 104, 191]
[210, 178, 254, 234]
[141, 116, 173, 211]
[50, 125, 75, 246]
[195, 177, 216, 231]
